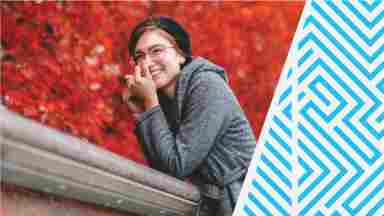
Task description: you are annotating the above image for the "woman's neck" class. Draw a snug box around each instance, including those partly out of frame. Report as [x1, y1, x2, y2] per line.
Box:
[162, 84, 176, 98]
[159, 74, 180, 99]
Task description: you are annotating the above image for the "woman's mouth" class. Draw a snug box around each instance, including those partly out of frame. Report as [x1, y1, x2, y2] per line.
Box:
[150, 69, 162, 77]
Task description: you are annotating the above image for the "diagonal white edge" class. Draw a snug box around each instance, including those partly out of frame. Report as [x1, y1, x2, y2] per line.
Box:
[233, 1, 313, 215]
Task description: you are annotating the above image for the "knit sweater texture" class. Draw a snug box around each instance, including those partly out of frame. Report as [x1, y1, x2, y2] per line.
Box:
[134, 57, 256, 215]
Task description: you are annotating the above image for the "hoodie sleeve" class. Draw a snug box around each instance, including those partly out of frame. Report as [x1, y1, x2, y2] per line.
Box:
[134, 71, 234, 178]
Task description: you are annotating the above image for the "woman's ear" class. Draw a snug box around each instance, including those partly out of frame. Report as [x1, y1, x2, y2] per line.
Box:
[178, 54, 186, 65]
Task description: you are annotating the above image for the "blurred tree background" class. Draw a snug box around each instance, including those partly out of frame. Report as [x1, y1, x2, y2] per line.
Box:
[1, 1, 304, 164]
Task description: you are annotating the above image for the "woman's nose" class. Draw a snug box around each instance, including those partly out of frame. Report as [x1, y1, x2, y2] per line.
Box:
[141, 54, 156, 66]
[139, 56, 155, 70]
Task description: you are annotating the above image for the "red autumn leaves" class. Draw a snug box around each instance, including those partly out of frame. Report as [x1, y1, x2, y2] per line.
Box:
[1, 1, 304, 165]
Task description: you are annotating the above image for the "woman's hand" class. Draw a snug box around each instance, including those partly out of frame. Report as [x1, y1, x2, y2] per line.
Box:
[122, 87, 145, 115]
[124, 65, 159, 112]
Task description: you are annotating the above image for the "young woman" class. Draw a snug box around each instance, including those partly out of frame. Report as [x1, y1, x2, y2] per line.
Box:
[124, 16, 256, 216]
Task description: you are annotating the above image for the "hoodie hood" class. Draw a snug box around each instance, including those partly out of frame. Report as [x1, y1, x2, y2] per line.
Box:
[181, 57, 228, 82]
[174, 57, 228, 120]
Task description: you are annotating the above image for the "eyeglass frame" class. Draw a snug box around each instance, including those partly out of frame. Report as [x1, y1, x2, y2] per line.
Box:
[132, 44, 177, 64]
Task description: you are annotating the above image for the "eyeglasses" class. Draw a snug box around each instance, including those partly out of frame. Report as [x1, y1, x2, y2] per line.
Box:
[133, 45, 175, 64]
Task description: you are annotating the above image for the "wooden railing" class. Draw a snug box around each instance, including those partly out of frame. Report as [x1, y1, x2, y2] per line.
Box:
[1, 106, 200, 216]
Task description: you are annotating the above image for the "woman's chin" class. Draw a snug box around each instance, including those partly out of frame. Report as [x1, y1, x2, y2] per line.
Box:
[154, 80, 166, 89]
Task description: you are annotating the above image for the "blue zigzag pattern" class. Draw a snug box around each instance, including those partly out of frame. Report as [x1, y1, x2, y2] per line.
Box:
[359, 0, 382, 13]
[235, 1, 383, 215]
[298, 1, 383, 215]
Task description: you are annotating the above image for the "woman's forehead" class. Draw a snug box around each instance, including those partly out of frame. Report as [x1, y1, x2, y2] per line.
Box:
[135, 29, 175, 51]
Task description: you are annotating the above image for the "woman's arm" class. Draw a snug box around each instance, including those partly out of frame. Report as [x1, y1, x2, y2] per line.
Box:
[134, 71, 235, 178]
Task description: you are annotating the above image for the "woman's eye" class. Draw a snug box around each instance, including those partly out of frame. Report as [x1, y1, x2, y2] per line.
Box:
[134, 54, 144, 61]
[152, 48, 163, 54]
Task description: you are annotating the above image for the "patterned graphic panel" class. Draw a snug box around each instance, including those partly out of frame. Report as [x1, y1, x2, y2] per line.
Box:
[242, 67, 295, 216]
[235, 1, 383, 215]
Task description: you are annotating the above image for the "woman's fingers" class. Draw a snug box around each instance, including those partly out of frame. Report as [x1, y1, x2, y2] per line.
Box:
[143, 64, 152, 80]
[125, 74, 134, 88]
[122, 85, 145, 114]
[122, 88, 130, 102]
[134, 65, 142, 83]
[125, 95, 145, 114]
[126, 64, 157, 109]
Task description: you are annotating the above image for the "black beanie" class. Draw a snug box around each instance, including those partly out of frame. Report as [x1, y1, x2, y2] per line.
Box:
[128, 16, 192, 59]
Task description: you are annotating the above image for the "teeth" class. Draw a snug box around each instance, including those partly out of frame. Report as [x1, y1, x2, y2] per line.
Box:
[151, 70, 161, 76]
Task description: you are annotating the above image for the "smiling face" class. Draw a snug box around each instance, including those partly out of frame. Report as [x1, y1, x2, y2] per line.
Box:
[134, 29, 186, 97]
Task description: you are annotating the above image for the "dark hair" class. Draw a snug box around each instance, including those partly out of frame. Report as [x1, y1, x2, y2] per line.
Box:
[128, 16, 192, 64]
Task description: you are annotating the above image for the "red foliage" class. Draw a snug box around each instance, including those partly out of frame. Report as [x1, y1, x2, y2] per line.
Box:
[1, 1, 304, 164]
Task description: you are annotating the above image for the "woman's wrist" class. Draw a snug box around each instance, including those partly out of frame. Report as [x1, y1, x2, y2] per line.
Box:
[132, 112, 141, 121]
[144, 98, 159, 111]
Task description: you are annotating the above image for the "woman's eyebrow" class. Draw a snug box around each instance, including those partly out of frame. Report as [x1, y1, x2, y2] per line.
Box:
[135, 44, 164, 54]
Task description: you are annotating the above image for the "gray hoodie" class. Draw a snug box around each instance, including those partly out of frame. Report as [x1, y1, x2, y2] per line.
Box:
[134, 57, 256, 215]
